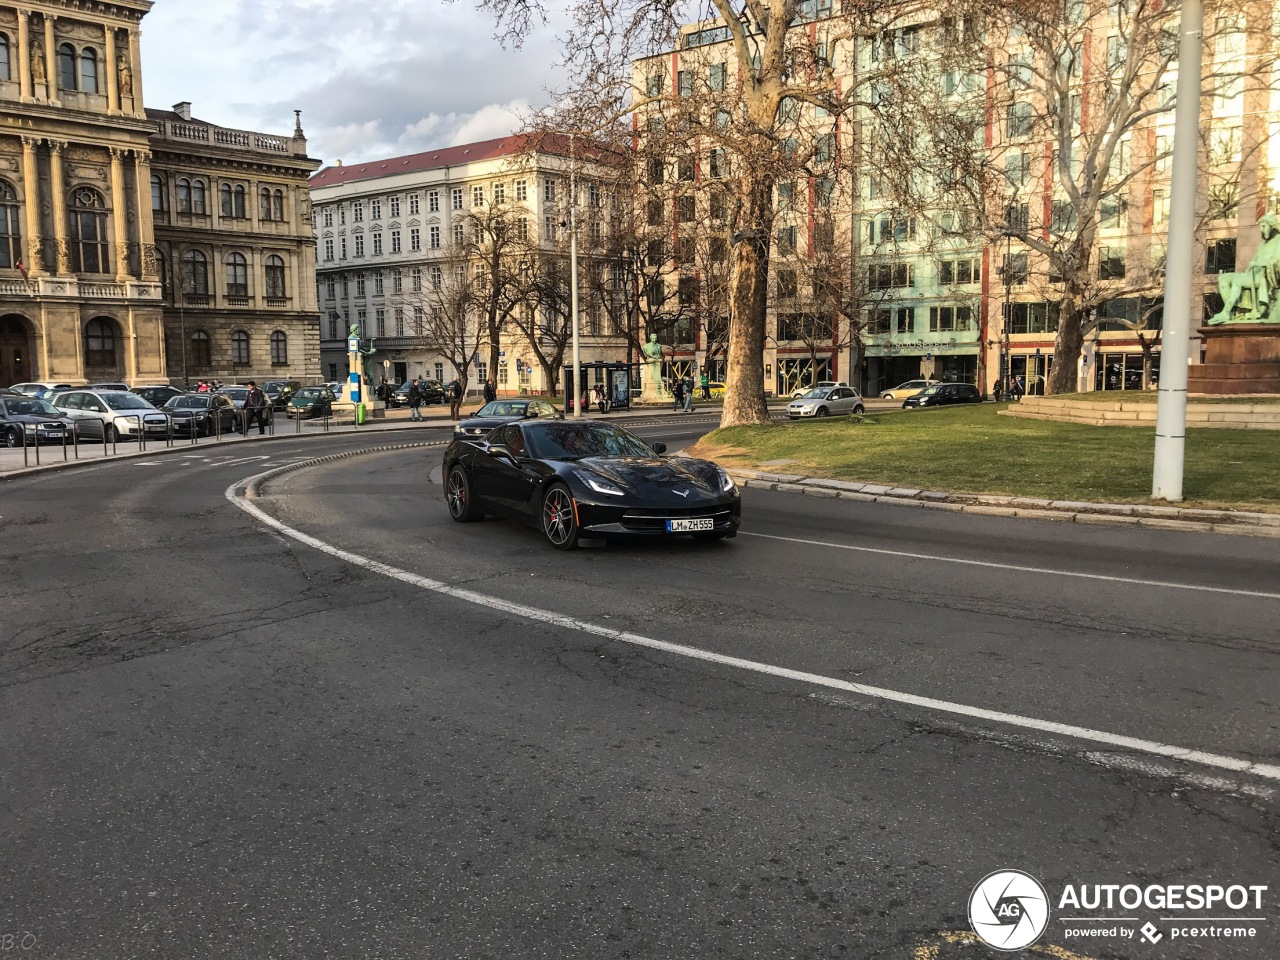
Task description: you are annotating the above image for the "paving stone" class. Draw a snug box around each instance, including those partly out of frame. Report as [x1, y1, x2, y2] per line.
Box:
[886, 487, 924, 498]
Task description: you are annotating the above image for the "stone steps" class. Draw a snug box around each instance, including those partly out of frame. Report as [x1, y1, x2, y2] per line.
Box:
[1001, 396, 1280, 429]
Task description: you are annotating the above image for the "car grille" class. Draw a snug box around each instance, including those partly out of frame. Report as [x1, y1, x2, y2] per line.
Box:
[620, 506, 734, 532]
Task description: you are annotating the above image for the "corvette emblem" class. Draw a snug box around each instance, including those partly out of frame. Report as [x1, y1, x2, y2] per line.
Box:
[675, 488, 691, 498]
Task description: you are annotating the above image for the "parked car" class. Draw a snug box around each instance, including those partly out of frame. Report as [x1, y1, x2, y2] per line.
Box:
[0, 394, 74, 447]
[790, 380, 848, 400]
[133, 384, 185, 408]
[390, 378, 445, 407]
[902, 383, 983, 408]
[286, 386, 336, 419]
[443, 419, 740, 550]
[89, 381, 130, 392]
[453, 398, 562, 439]
[50, 389, 169, 441]
[262, 379, 301, 411]
[162, 393, 240, 436]
[325, 381, 346, 397]
[9, 381, 74, 398]
[879, 379, 938, 400]
[216, 385, 252, 406]
[787, 386, 865, 419]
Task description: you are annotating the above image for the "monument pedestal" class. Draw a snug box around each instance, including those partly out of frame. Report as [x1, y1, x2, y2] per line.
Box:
[1188, 324, 1280, 394]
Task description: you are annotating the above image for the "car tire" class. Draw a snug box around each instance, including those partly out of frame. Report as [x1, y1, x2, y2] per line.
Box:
[815, 407, 829, 418]
[445, 465, 484, 522]
[853, 404, 865, 415]
[541, 483, 580, 550]
[901, 402, 909, 410]
[5, 427, 20, 448]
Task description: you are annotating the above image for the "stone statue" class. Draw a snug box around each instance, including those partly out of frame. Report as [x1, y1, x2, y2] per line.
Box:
[116, 52, 133, 100]
[639, 333, 667, 402]
[30, 41, 45, 85]
[1209, 214, 1280, 324]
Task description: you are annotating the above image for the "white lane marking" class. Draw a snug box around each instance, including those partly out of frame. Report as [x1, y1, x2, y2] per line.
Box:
[226, 473, 1280, 784]
[741, 531, 1280, 601]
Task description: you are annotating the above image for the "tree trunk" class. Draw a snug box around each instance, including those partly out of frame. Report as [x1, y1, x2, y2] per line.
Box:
[720, 175, 774, 427]
[1049, 293, 1087, 395]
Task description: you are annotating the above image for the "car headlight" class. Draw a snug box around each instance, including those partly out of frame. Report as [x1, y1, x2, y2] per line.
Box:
[715, 467, 736, 493]
[572, 469, 625, 497]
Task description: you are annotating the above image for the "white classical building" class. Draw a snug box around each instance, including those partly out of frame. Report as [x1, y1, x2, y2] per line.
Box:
[309, 135, 628, 398]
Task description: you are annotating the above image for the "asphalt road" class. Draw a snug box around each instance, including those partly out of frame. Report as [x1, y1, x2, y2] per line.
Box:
[1, 421, 1276, 960]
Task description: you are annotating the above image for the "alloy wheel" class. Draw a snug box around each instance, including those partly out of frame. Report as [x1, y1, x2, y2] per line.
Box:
[541, 486, 579, 549]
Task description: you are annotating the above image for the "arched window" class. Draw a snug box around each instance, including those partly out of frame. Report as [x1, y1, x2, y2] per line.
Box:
[272, 189, 284, 221]
[0, 180, 21, 269]
[176, 178, 191, 214]
[270, 330, 288, 365]
[155, 249, 167, 293]
[219, 184, 232, 216]
[180, 250, 208, 296]
[233, 184, 246, 218]
[79, 47, 98, 94]
[191, 179, 206, 214]
[150, 174, 166, 214]
[264, 255, 287, 299]
[231, 329, 250, 365]
[226, 253, 248, 297]
[0, 35, 11, 82]
[220, 184, 246, 218]
[57, 43, 76, 91]
[259, 186, 272, 220]
[84, 318, 116, 367]
[68, 187, 108, 273]
[190, 329, 211, 367]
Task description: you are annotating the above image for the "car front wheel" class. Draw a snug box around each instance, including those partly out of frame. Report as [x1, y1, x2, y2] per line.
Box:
[814, 407, 829, 418]
[446, 465, 483, 522]
[541, 483, 580, 550]
[853, 404, 865, 415]
[5, 427, 20, 448]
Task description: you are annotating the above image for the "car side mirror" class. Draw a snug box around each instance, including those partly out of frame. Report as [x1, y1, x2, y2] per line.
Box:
[488, 443, 512, 459]
[651, 441, 667, 455]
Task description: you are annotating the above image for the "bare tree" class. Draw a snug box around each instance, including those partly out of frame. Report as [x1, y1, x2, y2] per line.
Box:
[392, 268, 485, 394]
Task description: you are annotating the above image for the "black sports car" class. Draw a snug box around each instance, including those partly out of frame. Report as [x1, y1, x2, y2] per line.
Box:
[453, 398, 562, 439]
[443, 419, 741, 550]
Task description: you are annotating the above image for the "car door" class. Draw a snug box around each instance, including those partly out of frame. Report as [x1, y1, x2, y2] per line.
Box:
[486, 424, 542, 517]
[470, 423, 519, 512]
[834, 388, 858, 414]
[56, 392, 96, 436]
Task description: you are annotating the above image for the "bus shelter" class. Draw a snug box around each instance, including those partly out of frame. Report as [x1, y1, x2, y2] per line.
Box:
[563, 361, 636, 413]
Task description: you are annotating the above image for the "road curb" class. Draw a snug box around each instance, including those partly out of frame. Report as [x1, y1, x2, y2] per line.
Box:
[726, 469, 1280, 538]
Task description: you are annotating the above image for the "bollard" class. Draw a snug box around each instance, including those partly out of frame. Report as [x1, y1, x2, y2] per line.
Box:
[137, 415, 146, 453]
[33, 426, 39, 466]
[295, 409, 301, 434]
[20, 422, 28, 467]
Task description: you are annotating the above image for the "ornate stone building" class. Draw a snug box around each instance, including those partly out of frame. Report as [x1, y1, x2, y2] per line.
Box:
[0, 0, 321, 389]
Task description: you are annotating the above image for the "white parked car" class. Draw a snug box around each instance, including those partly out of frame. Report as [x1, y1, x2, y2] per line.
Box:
[790, 380, 848, 400]
[51, 389, 169, 442]
[879, 379, 939, 400]
[787, 386, 865, 419]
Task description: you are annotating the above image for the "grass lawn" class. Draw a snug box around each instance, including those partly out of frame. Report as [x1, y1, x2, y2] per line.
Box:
[689, 404, 1280, 511]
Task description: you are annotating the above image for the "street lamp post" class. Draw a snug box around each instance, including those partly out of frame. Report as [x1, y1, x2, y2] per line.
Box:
[568, 132, 582, 418]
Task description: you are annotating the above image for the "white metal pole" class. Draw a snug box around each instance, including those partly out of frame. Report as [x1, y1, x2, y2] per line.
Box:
[1152, 0, 1202, 500]
[569, 133, 582, 418]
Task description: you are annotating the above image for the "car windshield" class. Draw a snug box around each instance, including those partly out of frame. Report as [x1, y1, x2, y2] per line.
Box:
[799, 388, 828, 400]
[919, 385, 943, 396]
[526, 422, 655, 461]
[103, 393, 152, 410]
[294, 388, 322, 399]
[476, 401, 529, 417]
[3, 397, 59, 416]
[165, 396, 210, 410]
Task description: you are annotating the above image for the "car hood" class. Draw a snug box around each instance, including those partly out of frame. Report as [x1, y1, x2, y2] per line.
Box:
[4, 413, 72, 426]
[457, 415, 519, 433]
[574, 455, 724, 500]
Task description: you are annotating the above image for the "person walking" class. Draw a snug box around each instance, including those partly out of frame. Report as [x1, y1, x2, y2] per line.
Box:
[700, 371, 710, 401]
[682, 375, 695, 413]
[448, 378, 463, 420]
[407, 377, 424, 421]
[483, 378, 497, 403]
[672, 377, 684, 413]
[992, 379, 1004, 402]
[242, 381, 268, 436]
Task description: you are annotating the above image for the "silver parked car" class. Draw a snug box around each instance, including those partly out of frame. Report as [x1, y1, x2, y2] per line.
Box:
[51, 389, 169, 441]
[787, 386, 865, 419]
[789, 379, 848, 400]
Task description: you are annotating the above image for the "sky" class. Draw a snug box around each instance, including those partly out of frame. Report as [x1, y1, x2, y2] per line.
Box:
[140, 0, 568, 168]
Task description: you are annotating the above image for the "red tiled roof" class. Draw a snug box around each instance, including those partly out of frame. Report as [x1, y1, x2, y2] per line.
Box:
[309, 132, 615, 188]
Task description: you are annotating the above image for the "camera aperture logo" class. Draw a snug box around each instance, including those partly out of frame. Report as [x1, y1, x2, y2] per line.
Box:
[969, 869, 1051, 951]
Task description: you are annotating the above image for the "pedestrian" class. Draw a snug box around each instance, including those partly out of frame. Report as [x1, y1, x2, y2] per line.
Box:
[408, 377, 424, 421]
[1009, 375, 1025, 400]
[992, 379, 1004, 402]
[242, 380, 268, 436]
[195, 380, 208, 393]
[483, 378, 497, 403]
[672, 377, 684, 412]
[593, 382, 607, 414]
[448, 378, 463, 420]
[682, 375, 695, 413]
[700, 371, 710, 401]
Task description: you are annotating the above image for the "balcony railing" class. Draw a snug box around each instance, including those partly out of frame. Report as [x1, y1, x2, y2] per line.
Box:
[153, 119, 305, 158]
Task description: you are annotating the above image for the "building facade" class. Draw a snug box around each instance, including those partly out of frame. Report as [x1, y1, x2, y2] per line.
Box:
[310, 135, 625, 397]
[0, 0, 321, 391]
[149, 104, 321, 387]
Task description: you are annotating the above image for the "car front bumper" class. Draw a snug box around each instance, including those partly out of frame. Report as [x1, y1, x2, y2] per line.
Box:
[572, 495, 741, 537]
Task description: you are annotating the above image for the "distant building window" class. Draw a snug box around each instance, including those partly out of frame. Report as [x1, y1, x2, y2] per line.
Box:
[68, 187, 108, 274]
[390, 197, 401, 217]
[409, 227, 419, 251]
[0, 180, 21, 268]
[323, 208, 333, 227]
[353, 200, 364, 222]
[270, 330, 288, 365]
[372, 230, 383, 256]
[151, 174, 166, 213]
[226, 252, 248, 296]
[84, 318, 116, 367]
[370, 199, 381, 220]
[323, 238, 333, 261]
[265, 255, 286, 298]
[515, 181, 527, 202]
[231, 330, 250, 365]
[181, 250, 209, 295]
[429, 226, 440, 249]
[220, 183, 246, 218]
[190, 330, 211, 366]
[472, 185, 484, 206]
[176, 179, 206, 215]
[354, 233, 364, 257]
[79, 47, 98, 93]
[57, 43, 76, 90]
[391, 229, 402, 253]
[427, 191, 437, 213]
[0, 35, 10, 82]
[452, 223, 464, 245]
[1205, 238, 1236, 274]
[451, 187, 463, 210]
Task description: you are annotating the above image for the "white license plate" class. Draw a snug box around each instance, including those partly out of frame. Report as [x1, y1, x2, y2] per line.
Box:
[666, 518, 714, 532]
